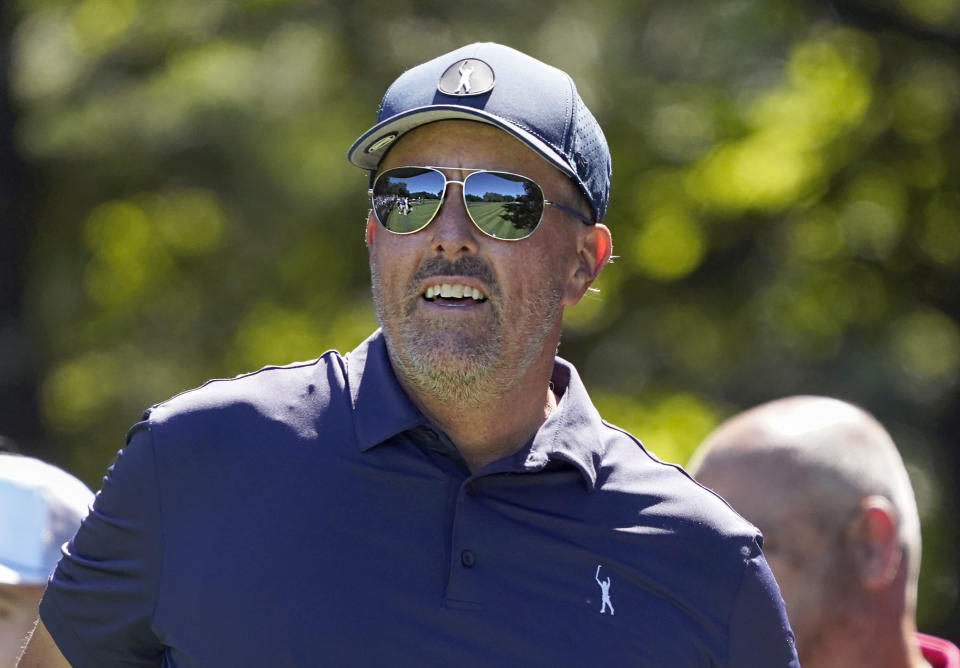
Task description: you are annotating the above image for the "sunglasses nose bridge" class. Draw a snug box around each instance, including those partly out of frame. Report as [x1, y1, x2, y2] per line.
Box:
[428, 177, 484, 247]
[440, 177, 466, 209]
[432, 175, 468, 219]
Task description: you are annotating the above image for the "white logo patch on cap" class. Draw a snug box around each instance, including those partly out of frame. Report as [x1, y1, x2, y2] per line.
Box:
[438, 58, 495, 96]
[366, 133, 397, 153]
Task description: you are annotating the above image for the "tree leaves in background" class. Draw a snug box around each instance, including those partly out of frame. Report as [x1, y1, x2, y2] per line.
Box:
[5, 0, 958, 637]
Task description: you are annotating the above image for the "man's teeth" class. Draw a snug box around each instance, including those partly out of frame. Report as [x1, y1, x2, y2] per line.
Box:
[424, 284, 486, 300]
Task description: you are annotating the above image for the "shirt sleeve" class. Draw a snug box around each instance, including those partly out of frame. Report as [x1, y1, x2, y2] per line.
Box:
[727, 552, 800, 667]
[39, 422, 165, 668]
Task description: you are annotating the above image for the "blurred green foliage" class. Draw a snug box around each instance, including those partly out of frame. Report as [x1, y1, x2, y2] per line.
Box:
[4, 0, 959, 637]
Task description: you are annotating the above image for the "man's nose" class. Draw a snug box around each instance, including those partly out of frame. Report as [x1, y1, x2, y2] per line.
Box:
[428, 184, 480, 255]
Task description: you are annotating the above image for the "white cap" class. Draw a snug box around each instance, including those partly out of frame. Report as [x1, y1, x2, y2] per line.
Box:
[0, 453, 94, 585]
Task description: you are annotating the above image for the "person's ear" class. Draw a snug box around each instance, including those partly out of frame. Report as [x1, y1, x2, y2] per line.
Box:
[848, 495, 902, 590]
[562, 223, 612, 306]
[365, 211, 376, 248]
[589, 223, 612, 275]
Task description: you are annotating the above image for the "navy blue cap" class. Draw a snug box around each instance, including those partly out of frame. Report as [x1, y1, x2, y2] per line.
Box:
[347, 42, 611, 222]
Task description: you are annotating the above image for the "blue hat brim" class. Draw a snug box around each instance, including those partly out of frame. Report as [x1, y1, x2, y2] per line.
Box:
[347, 105, 580, 186]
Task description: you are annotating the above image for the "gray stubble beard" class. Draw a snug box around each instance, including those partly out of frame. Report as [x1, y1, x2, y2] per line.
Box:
[370, 262, 563, 405]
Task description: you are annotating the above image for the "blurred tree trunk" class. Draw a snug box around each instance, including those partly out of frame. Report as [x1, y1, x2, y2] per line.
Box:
[0, 6, 43, 455]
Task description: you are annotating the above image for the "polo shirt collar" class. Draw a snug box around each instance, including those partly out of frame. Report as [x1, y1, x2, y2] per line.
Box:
[346, 330, 604, 490]
[347, 329, 426, 450]
[521, 357, 603, 491]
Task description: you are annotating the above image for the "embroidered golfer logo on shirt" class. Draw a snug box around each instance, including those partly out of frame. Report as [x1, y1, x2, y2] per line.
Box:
[595, 565, 615, 615]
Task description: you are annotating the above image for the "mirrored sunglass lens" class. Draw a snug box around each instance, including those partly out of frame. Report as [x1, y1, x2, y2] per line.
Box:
[373, 168, 444, 233]
[463, 171, 543, 240]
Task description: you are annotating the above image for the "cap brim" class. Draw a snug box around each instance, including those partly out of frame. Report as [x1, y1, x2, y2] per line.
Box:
[347, 105, 577, 182]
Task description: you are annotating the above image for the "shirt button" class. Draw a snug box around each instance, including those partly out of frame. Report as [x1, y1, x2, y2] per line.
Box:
[460, 549, 475, 568]
[465, 482, 477, 496]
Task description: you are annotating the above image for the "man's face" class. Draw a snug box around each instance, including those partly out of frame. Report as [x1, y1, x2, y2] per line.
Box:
[0, 583, 44, 667]
[693, 457, 853, 665]
[367, 120, 594, 401]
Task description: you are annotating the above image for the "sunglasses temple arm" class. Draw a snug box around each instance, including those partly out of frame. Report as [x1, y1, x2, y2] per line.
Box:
[545, 200, 594, 226]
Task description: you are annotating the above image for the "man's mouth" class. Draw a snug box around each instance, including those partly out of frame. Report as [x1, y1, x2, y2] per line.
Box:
[422, 283, 488, 304]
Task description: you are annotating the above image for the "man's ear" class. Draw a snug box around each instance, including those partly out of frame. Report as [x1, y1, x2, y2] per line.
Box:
[365, 211, 376, 248]
[591, 223, 612, 274]
[848, 495, 902, 591]
[562, 223, 612, 306]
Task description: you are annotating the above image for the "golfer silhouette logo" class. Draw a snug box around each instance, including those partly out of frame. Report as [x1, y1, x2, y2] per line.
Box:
[456, 61, 475, 94]
[595, 565, 614, 615]
[437, 58, 495, 97]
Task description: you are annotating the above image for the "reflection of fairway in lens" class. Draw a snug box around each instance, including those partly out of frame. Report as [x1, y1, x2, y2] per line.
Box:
[467, 202, 528, 239]
[385, 201, 439, 233]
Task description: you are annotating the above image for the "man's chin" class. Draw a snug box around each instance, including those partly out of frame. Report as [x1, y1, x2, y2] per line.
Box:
[406, 342, 496, 378]
[398, 320, 495, 353]
[387, 330, 500, 396]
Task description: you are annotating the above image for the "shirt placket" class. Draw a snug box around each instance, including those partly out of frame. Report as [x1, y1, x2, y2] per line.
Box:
[444, 476, 487, 609]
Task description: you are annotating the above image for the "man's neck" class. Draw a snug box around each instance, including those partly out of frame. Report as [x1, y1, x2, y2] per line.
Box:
[802, 614, 931, 668]
[398, 353, 560, 472]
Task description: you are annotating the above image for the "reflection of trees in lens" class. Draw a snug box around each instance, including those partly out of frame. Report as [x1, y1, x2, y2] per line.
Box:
[480, 191, 515, 202]
[410, 190, 441, 201]
[382, 180, 411, 197]
[495, 202, 539, 232]
[498, 180, 540, 232]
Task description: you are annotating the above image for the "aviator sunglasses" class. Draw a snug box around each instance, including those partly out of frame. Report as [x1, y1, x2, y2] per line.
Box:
[369, 166, 593, 241]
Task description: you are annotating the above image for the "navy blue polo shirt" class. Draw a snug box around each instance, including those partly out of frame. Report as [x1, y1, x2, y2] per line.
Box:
[41, 330, 798, 667]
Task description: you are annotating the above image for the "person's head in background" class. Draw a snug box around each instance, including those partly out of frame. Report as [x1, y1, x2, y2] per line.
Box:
[687, 395, 955, 668]
[0, 448, 93, 667]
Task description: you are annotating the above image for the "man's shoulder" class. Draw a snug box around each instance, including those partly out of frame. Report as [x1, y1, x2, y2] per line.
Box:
[143, 349, 350, 430]
[570, 421, 776, 640]
[596, 419, 762, 550]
